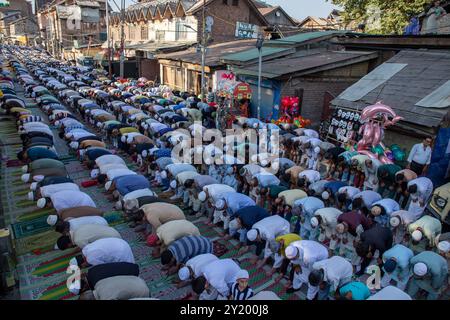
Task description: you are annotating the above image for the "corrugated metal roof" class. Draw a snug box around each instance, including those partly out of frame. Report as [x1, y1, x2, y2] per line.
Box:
[232, 50, 377, 78]
[157, 39, 257, 67]
[222, 47, 291, 63]
[331, 50, 450, 128]
[221, 31, 351, 63]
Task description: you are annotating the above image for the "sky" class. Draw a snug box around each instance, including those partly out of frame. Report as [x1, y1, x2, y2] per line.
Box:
[122, 0, 340, 20]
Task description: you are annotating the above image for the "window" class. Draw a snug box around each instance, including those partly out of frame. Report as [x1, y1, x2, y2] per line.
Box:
[222, 0, 228, 5]
[175, 21, 187, 40]
[232, 0, 238, 6]
[156, 30, 165, 41]
[129, 26, 135, 40]
[141, 25, 148, 40]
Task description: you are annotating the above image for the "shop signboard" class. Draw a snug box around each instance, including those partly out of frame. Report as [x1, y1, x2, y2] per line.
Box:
[235, 21, 259, 39]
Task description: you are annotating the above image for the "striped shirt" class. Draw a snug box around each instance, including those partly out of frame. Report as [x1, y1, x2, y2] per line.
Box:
[168, 235, 213, 264]
[230, 283, 254, 300]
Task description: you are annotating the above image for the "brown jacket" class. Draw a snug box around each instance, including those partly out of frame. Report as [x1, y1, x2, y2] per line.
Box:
[59, 206, 104, 220]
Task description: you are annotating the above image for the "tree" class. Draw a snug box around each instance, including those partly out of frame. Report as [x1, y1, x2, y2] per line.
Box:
[329, 0, 431, 34]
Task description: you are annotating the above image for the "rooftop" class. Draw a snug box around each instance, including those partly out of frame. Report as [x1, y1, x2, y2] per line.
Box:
[332, 50, 450, 128]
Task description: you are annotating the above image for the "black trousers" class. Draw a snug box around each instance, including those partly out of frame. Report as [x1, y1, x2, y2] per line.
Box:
[410, 161, 425, 176]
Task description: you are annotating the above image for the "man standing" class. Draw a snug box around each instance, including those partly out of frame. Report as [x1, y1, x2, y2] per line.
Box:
[407, 137, 432, 176]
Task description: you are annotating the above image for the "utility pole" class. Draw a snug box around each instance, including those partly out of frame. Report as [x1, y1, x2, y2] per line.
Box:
[256, 33, 264, 120]
[200, 0, 206, 98]
[105, 0, 112, 76]
[119, 0, 125, 78]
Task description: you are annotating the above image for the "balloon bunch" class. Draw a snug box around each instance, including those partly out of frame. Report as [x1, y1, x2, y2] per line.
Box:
[280, 96, 300, 116]
[357, 102, 403, 164]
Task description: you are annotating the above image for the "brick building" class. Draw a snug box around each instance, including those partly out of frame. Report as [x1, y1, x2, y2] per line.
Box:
[0, 0, 34, 40]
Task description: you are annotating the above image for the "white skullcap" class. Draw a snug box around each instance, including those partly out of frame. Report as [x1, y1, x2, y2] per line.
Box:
[124, 198, 139, 211]
[413, 262, 428, 277]
[21, 173, 30, 183]
[33, 175, 44, 182]
[37, 198, 47, 209]
[65, 133, 72, 139]
[310, 217, 319, 228]
[30, 182, 38, 190]
[285, 245, 299, 259]
[160, 170, 167, 179]
[261, 159, 268, 167]
[437, 241, 450, 253]
[390, 216, 400, 227]
[142, 150, 148, 158]
[22, 165, 28, 173]
[69, 257, 78, 266]
[336, 223, 345, 234]
[321, 191, 330, 200]
[90, 169, 99, 179]
[253, 123, 258, 129]
[112, 190, 120, 199]
[27, 191, 34, 201]
[314, 146, 321, 154]
[47, 215, 58, 226]
[54, 120, 60, 126]
[70, 141, 79, 149]
[170, 180, 177, 189]
[126, 136, 133, 144]
[115, 200, 123, 210]
[171, 124, 176, 129]
[236, 269, 249, 280]
[251, 154, 258, 162]
[412, 230, 423, 242]
[105, 181, 112, 191]
[198, 191, 207, 202]
[96, 122, 102, 128]
[229, 219, 239, 230]
[178, 267, 191, 281]
[215, 199, 226, 210]
[121, 135, 126, 143]
[246, 229, 258, 242]
[271, 162, 279, 171]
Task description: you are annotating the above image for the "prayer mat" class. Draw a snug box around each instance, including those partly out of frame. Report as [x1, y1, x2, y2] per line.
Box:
[11, 215, 51, 239]
[14, 230, 60, 256]
[6, 159, 22, 167]
[80, 180, 98, 188]
[212, 240, 228, 257]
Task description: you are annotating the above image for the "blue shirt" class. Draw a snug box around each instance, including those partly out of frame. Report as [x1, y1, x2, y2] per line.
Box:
[114, 174, 150, 196]
[27, 147, 58, 161]
[324, 181, 348, 195]
[85, 148, 111, 161]
[154, 149, 172, 159]
[234, 206, 270, 229]
[339, 282, 370, 300]
[223, 193, 256, 216]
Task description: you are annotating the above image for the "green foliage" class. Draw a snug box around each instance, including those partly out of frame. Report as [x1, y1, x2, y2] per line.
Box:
[329, 0, 430, 34]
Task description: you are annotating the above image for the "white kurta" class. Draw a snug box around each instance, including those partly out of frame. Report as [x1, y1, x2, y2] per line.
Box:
[50, 190, 96, 212]
[68, 216, 108, 231]
[202, 259, 241, 298]
[312, 256, 353, 291]
[186, 253, 219, 278]
[40, 182, 80, 197]
[82, 238, 135, 266]
[95, 155, 126, 168]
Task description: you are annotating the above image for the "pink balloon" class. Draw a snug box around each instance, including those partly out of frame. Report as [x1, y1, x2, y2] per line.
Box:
[360, 102, 397, 122]
[372, 122, 381, 146]
[379, 154, 394, 164]
[358, 150, 378, 159]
